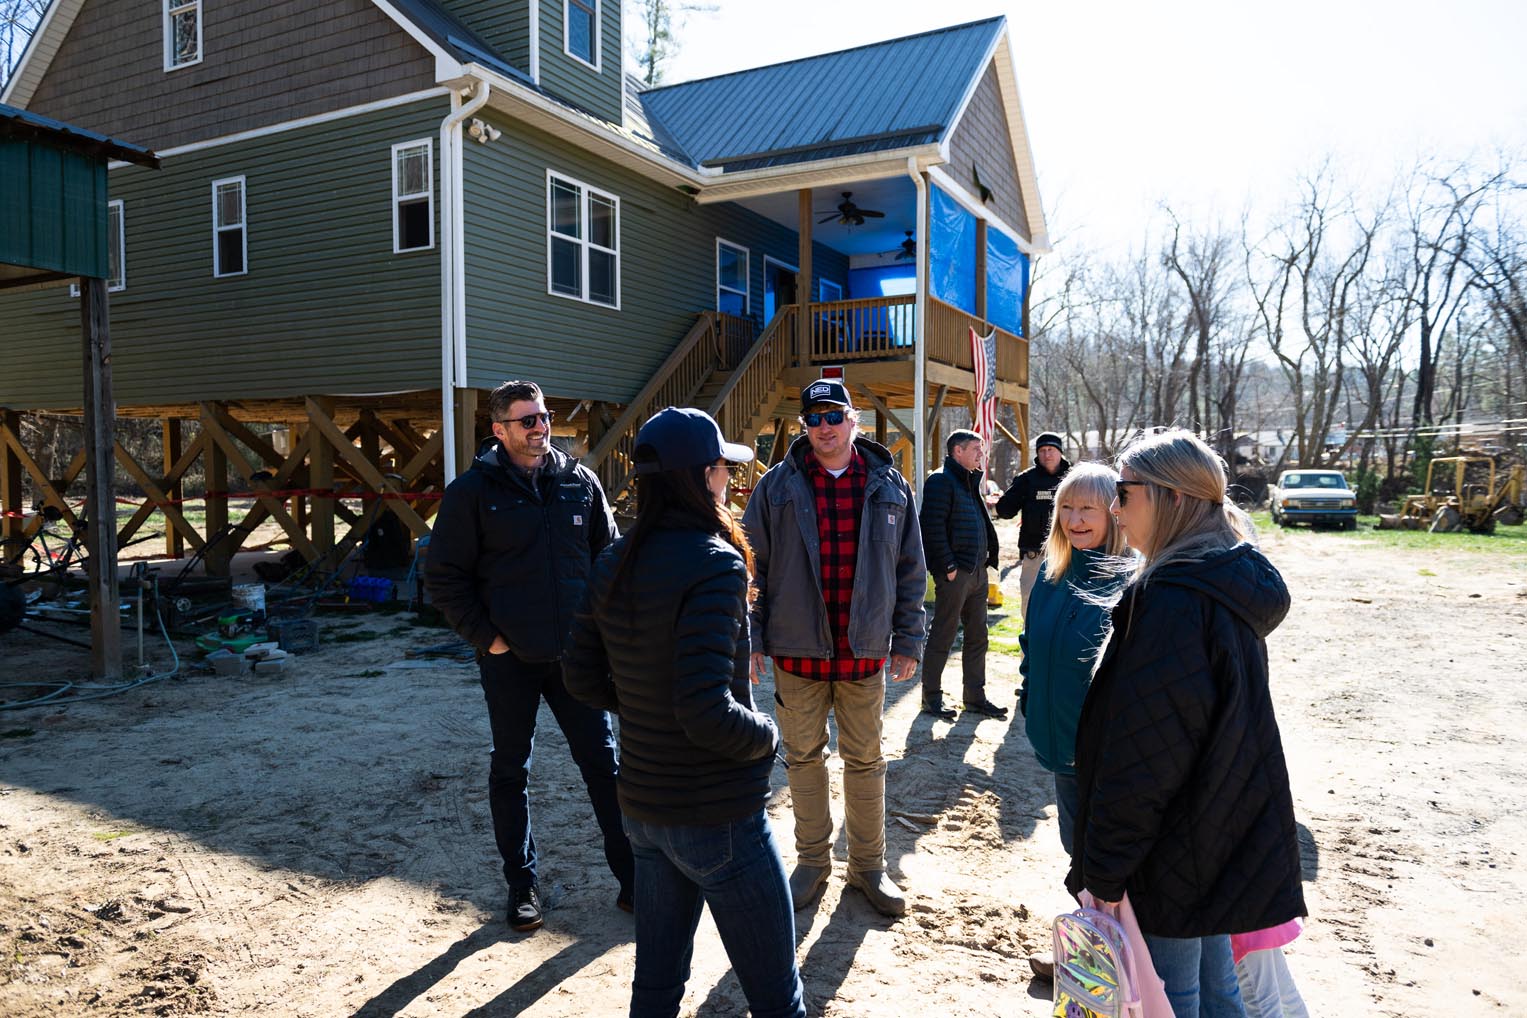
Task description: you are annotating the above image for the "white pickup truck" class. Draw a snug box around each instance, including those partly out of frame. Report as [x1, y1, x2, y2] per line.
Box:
[1269, 469, 1358, 530]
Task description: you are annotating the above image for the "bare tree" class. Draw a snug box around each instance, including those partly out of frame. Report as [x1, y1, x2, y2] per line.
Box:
[1161, 206, 1242, 457]
[626, 0, 715, 86]
[0, 0, 47, 89]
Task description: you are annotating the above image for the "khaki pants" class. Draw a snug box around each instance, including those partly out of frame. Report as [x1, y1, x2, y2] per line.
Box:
[773, 667, 886, 874]
[1019, 550, 1044, 619]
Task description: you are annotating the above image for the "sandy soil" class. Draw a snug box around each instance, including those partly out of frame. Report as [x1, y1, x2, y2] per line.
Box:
[1, 519, 1525, 1017]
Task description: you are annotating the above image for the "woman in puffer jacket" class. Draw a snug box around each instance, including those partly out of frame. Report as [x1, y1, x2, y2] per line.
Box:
[1066, 429, 1306, 1018]
[564, 407, 805, 1018]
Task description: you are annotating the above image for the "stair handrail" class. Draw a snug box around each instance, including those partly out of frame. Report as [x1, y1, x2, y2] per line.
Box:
[708, 306, 797, 437]
[584, 312, 719, 476]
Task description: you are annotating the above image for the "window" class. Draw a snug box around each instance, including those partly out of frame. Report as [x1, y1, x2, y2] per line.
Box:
[164, 0, 202, 70]
[70, 201, 125, 297]
[819, 279, 843, 302]
[547, 172, 619, 308]
[212, 176, 246, 277]
[565, 0, 599, 68]
[716, 240, 748, 316]
[392, 140, 434, 252]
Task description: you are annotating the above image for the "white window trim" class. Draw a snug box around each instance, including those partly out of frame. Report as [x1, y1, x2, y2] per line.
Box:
[163, 0, 203, 72]
[563, 0, 601, 71]
[391, 139, 435, 253]
[70, 199, 125, 297]
[716, 238, 749, 316]
[545, 169, 621, 310]
[212, 175, 247, 278]
[819, 279, 844, 302]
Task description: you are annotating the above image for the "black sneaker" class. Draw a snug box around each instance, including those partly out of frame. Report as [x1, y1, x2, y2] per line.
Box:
[509, 885, 543, 931]
[964, 698, 1009, 720]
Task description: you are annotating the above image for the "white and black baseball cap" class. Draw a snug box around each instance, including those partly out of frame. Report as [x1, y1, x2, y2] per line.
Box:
[800, 378, 852, 411]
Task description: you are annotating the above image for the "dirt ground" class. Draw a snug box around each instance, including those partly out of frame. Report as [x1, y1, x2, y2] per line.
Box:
[2, 518, 1525, 1017]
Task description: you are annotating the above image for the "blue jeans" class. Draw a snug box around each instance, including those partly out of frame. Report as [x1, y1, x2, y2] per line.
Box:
[478, 650, 633, 895]
[1140, 932, 1245, 1018]
[1053, 772, 1080, 855]
[623, 811, 805, 1018]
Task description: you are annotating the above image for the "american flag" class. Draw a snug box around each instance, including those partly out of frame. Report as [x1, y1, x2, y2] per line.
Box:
[970, 326, 998, 453]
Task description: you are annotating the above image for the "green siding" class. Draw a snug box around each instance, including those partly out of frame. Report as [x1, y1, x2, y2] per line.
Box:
[461, 113, 848, 403]
[0, 98, 448, 409]
[538, 0, 622, 125]
[0, 141, 108, 279]
[440, 0, 531, 74]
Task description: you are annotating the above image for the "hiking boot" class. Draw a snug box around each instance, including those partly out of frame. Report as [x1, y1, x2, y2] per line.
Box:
[846, 869, 907, 917]
[508, 885, 543, 932]
[1028, 953, 1055, 981]
[920, 699, 957, 720]
[964, 698, 1009, 720]
[788, 864, 830, 911]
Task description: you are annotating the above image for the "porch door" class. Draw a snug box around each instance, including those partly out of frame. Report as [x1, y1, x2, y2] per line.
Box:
[764, 257, 797, 323]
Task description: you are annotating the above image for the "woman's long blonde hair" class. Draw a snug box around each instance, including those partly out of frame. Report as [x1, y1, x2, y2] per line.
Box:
[1115, 428, 1254, 586]
[1043, 462, 1127, 582]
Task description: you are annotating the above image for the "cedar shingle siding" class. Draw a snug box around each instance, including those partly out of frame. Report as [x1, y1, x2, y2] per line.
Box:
[944, 64, 1029, 240]
[26, 0, 436, 152]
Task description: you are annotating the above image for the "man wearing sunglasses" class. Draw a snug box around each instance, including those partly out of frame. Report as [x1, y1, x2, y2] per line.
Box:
[742, 378, 927, 918]
[994, 431, 1071, 615]
[426, 379, 633, 933]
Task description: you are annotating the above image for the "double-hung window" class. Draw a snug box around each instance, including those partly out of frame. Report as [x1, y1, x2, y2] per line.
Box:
[212, 176, 247, 277]
[164, 0, 202, 70]
[819, 279, 844, 302]
[70, 200, 125, 297]
[716, 240, 748, 316]
[392, 140, 434, 252]
[565, 0, 599, 68]
[547, 172, 619, 308]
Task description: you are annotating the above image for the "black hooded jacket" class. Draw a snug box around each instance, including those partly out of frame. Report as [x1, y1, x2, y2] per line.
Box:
[424, 440, 618, 662]
[1065, 542, 1307, 939]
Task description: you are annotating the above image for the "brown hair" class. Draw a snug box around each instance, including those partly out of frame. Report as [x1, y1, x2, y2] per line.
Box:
[488, 380, 543, 420]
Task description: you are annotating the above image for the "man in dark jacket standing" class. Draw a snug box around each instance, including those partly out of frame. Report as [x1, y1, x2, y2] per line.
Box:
[994, 431, 1070, 614]
[919, 430, 1005, 720]
[742, 379, 926, 918]
[425, 379, 634, 933]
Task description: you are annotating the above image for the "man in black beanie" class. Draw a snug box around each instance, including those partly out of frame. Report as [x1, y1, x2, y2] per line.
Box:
[995, 432, 1070, 615]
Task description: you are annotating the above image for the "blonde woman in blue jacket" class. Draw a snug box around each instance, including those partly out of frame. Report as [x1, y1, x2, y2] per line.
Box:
[1017, 462, 1128, 854]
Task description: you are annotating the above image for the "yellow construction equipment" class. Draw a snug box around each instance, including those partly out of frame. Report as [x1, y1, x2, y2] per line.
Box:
[1377, 455, 1525, 533]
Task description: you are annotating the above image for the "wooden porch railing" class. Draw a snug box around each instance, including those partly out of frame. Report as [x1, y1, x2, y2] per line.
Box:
[583, 312, 725, 501]
[925, 295, 1028, 387]
[710, 306, 797, 441]
[802, 294, 916, 364]
[714, 312, 757, 370]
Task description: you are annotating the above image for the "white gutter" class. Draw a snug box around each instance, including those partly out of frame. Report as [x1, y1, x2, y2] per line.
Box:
[528, 0, 540, 83]
[910, 156, 928, 500]
[440, 79, 491, 485]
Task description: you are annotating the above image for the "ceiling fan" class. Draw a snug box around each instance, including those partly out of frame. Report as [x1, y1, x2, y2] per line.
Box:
[893, 231, 917, 261]
[817, 191, 885, 226]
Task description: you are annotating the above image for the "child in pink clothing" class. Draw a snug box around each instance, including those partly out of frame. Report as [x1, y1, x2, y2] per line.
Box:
[1232, 918, 1310, 1018]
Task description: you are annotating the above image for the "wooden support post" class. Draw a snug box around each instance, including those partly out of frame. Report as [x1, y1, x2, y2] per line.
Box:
[454, 387, 479, 478]
[203, 413, 230, 577]
[163, 419, 184, 558]
[975, 219, 988, 322]
[80, 277, 121, 679]
[874, 409, 887, 447]
[796, 189, 813, 363]
[1, 408, 21, 546]
[308, 397, 336, 562]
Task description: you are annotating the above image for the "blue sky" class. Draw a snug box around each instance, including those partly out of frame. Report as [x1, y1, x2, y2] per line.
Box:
[662, 0, 1527, 254]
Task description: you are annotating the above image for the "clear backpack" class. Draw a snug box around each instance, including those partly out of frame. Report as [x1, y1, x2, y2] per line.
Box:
[1052, 907, 1144, 1018]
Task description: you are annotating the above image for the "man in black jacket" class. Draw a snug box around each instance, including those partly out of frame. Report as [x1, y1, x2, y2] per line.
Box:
[919, 430, 1004, 720]
[425, 379, 634, 933]
[994, 431, 1070, 614]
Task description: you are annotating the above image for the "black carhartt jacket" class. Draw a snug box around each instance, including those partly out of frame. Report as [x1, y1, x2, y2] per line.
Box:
[920, 455, 999, 575]
[1065, 542, 1307, 938]
[425, 441, 618, 661]
[563, 514, 778, 825]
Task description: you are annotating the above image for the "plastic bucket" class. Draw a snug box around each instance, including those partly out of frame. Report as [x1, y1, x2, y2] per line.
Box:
[231, 583, 266, 614]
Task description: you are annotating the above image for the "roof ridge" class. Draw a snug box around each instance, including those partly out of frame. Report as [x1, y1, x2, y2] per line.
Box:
[642, 14, 1005, 94]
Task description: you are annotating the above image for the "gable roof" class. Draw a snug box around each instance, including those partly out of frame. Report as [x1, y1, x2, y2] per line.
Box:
[636, 17, 1005, 173]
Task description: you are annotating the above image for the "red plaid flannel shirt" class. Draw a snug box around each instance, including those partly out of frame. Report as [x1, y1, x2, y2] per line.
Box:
[773, 450, 886, 681]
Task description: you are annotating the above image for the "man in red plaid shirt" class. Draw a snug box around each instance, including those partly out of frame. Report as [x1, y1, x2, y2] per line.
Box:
[742, 379, 926, 917]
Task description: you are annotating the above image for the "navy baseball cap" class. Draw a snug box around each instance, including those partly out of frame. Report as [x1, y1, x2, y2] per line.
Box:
[800, 378, 852, 411]
[633, 407, 754, 475]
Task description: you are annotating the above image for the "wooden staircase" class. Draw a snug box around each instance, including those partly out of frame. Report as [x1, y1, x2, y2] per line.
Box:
[583, 307, 797, 507]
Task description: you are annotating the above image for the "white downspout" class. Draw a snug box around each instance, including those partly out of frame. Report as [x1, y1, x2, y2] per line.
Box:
[909, 156, 928, 499]
[439, 80, 491, 485]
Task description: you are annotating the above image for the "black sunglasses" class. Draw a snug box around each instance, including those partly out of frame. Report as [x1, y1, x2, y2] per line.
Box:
[802, 409, 847, 428]
[1115, 479, 1148, 506]
[498, 411, 554, 429]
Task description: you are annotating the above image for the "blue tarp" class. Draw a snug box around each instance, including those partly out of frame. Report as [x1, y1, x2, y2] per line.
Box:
[931, 184, 977, 314]
[986, 226, 1029, 336]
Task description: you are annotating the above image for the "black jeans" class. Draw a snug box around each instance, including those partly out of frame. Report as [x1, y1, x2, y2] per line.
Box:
[478, 649, 634, 895]
[920, 567, 989, 705]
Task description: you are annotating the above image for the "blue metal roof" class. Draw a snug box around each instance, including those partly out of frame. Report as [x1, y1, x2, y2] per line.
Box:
[0, 102, 158, 167]
[637, 17, 1005, 172]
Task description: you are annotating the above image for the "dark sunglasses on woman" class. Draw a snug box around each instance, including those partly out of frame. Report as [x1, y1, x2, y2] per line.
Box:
[1115, 479, 1148, 505]
[802, 410, 847, 428]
